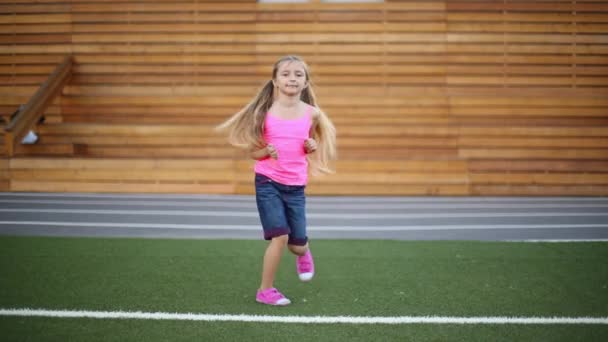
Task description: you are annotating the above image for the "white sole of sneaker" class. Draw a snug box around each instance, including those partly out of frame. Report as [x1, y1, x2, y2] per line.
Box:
[298, 272, 314, 282]
[256, 298, 291, 306]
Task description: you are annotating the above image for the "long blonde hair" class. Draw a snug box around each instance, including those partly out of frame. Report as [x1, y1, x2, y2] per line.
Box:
[216, 55, 337, 175]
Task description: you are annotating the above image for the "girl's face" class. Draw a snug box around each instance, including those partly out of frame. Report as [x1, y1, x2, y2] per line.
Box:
[273, 61, 308, 97]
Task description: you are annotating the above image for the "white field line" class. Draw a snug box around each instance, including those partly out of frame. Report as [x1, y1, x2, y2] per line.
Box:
[1, 199, 608, 210]
[1, 208, 608, 219]
[0, 221, 607, 231]
[0, 308, 607, 325]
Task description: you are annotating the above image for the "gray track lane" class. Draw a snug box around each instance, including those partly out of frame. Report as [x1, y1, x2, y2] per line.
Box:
[0, 192, 607, 241]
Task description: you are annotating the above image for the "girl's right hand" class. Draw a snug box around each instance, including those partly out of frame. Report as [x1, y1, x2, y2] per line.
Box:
[266, 144, 278, 159]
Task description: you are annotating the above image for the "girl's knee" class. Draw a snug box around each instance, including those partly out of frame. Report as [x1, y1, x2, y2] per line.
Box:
[271, 235, 289, 245]
[288, 244, 308, 256]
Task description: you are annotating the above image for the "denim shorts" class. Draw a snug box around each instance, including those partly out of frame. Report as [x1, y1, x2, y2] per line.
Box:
[254, 173, 308, 246]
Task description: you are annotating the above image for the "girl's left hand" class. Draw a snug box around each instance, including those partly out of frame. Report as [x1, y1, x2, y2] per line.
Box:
[304, 138, 317, 154]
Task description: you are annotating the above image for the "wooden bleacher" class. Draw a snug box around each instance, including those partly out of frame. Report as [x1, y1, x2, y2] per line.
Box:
[1, 1, 607, 196]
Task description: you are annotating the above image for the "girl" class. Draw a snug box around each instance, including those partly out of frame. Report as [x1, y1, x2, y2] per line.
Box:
[216, 55, 336, 306]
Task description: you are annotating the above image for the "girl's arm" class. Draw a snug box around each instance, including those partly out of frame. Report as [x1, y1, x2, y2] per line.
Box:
[305, 108, 320, 154]
[250, 144, 277, 160]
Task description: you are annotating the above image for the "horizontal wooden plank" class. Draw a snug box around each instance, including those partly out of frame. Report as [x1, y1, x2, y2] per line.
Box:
[70, 74, 259, 85]
[62, 85, 259, 97]
[10, 158, 235, 170]
[41, 135, 226, 146]
[0, 86, 39, 97]
[469, 160, 608, 173]
[14, 144, 73, 157]
[10, 180, 235, 194]
[454, 1, 608, 12]
[37, 124, 216, 136]
[59, 96, 246, 106]
[73, 55, 257, 65]
[0, 4, 70, 14]
[60, 114, 224, 125]
[0, 34, 71, 44]
[0, 45, 72, 55]
[304, 184, 469, 196]
[0, 65, 57, 74]
[72, 65, 259, 74]
[62, 54, 538, 65]
[68, 32, 449, 44]
[388, 11, 447, 23]
[0, 55, 66, 65]
[60, 105, 236, 117]
[11, 169, 236, 182]
[459, 126, 608, 137]
[460, 148, 608, 159]
[78, 146, 239, 158]
[451, 106, 608, 117]
[459, 137, 608, 148]
[24, 23, 449, 34]
[447, 87, 608, 98]
[0, 13, 71, 24]
[7, 24, 71, 34]
[449, 97, 608, 106]
[339, 148, 459, 160]
[448, 33, 607, 44]
[471, 173, 608, 185]
[471, 185, 608, 196]
[8, 0, 250, 3]
[69, 3, 256, 13]
[447, 13, 576, 23]
[71, 12, 255, 23]
[447, 76, 574, 86]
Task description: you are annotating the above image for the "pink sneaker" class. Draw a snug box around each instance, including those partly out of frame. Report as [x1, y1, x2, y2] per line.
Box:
[297, 250, 314, 282]
[256, 288, 291, 306]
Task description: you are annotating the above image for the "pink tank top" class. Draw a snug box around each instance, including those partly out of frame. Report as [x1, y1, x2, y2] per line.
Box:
[254, 106, 312, 186]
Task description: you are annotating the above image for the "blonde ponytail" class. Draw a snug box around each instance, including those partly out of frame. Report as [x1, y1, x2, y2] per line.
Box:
[215, 80, 274, 149]
[308, 107, 337, 175]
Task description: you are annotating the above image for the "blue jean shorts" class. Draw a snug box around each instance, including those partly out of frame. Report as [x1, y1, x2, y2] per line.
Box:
[255, 173, 308, 246]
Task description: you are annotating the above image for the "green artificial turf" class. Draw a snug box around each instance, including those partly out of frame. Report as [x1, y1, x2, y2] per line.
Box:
[0, 236, 607, 341]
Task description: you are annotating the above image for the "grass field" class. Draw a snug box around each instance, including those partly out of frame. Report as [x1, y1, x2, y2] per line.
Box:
[1, 236, 607, 341]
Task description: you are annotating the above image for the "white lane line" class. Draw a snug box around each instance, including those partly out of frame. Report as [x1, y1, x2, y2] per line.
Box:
[2, 199, 608, 210]
[2, 208, 608, 219]
[1, 192, 607, 203]
[1, 221, 607, 231]
[1, 308, 607, 325]
[509, 239, 608, 243]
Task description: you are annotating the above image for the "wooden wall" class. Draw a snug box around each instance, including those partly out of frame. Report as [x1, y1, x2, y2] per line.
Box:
[1, 0, 607, 195]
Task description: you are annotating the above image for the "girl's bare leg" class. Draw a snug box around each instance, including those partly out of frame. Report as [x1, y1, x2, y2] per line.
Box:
[260, 235, 288, 290]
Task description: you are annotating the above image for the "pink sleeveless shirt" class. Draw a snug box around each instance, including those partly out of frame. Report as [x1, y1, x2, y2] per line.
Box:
[254, 106, 312, 186]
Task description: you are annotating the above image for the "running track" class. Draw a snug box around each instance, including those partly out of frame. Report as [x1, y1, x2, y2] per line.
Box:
[0, 192, 607, 241]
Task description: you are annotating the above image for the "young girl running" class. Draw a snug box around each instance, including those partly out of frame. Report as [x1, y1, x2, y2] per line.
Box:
[216, 55, 336, 306]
